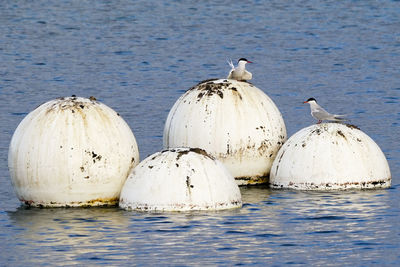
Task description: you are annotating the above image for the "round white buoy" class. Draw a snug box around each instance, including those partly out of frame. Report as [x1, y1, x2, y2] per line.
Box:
[8, 96, 140, 207]
[163, 79, 287, 185]
[119, 148, 242, 211]
[270, 123, 391, 190]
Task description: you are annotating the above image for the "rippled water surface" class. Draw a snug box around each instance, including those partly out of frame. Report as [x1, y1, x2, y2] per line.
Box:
[1, 0, 400, 265]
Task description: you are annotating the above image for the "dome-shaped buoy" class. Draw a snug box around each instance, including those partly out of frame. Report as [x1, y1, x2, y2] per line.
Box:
[270, 123, 391, 190]
[8, 96, 140, 207]
[119, 148, 242, 211]
[163, 79, 287, 185]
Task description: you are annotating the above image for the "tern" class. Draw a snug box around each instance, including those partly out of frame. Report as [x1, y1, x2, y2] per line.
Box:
[227, 58, 252, 81]
[304, 98, 347, 124]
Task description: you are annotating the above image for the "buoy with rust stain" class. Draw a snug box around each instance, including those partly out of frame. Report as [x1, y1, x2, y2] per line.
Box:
[8, 96, 140, 207]
[163, 79, 287, 185]
[119, 148, 242, 211]
[270, 123, 391, 190]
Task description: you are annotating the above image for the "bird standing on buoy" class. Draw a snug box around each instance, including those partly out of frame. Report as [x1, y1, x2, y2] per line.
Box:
[227, 58, 252, 81]
[304, 98, 347, 124]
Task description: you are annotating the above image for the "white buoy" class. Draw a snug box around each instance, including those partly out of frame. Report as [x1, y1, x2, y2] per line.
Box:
[270, 123, 391, 190]
[8, 96, 140, 207]
[119, 148, 242, 211]
[163, 79, 287, 185]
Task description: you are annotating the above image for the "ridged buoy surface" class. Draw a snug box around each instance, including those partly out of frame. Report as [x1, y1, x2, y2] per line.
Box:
[163, 79, 287, 185]
[270, 123, 391, 190]
[119, 148, 242, 211]
[8, 96, 139, 207]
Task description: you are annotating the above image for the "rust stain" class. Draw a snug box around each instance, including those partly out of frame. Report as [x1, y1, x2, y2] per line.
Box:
[19, 197, 119, 207]
[230, 87, 243, 100]
[274, 149, 286, 176]
[235, 175, 269, 185]
[257, 140, 270, 155]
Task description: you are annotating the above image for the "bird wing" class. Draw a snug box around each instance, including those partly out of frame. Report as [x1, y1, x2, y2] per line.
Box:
[311, 106, 335, 120]
[242, 70, 252, 81]
[227, 69, 234, 79]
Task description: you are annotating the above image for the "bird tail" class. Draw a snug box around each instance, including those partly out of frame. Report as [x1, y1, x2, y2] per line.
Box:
[227, 58, 234, 69]
[333, 114, 348, 121]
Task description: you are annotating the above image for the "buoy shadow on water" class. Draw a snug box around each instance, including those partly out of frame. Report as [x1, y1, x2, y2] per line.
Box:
[270, 123, 391, 190]
[8, 96, 140, 207]
[119, 147, 242, 211]
[163, 79, 287, 185]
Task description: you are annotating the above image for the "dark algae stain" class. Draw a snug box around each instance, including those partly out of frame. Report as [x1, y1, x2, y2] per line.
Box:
[337, 130, 346, 139]
[46, 96, 100, 114]
[190, 79, 232, 101]
[176, 148, 215, 161]
[310, 128, 322, 135]
[345, 124, 360, 130]
[91, 151, 102, 163]
[186, 176, 194, 189]
[230, 86, 243, 100]
[188, 147, 215, 160]
[188, 79, 248, 102]
[84, 150, 102, 163]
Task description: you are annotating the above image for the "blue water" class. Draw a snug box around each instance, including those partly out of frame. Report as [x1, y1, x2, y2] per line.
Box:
[1, 0, 400, 265]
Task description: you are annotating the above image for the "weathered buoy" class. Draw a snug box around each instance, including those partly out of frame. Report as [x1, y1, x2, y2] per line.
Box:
[119, 148, 242, 211]
[8, 96, 139, 207]
[270, 123, 391, 190]
[163, 79, 287, 185]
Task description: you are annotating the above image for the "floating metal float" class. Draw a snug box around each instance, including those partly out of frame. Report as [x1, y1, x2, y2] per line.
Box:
[119, 148, 242, 211]
[270, 123, 391, 190]
[8, 96, 139, 207]
[163, 79, 287, 185]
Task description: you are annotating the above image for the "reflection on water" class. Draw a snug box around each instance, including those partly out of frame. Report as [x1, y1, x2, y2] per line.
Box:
[4, 187, 398, 265]
[7, 207, 131, 265]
